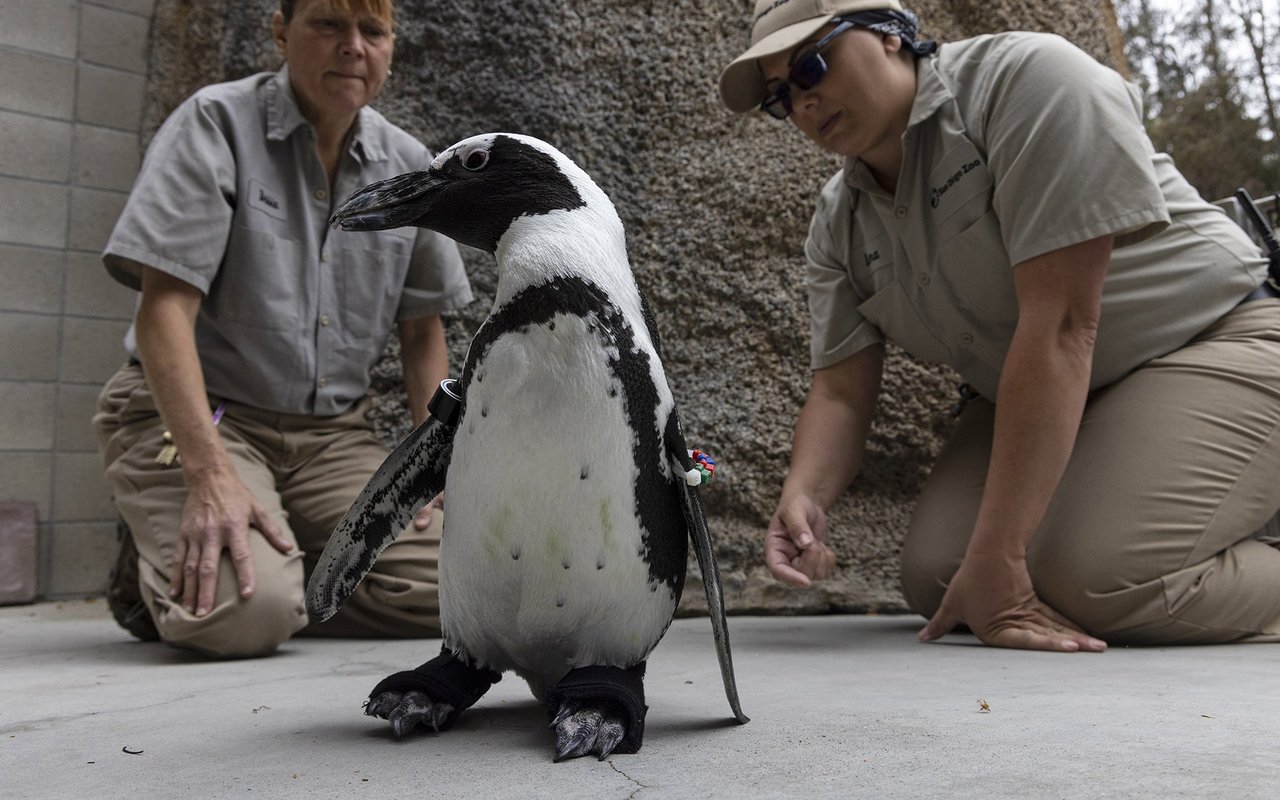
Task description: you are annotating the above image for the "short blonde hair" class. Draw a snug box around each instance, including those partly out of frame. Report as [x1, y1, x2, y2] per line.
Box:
[280, 0, 395, 25]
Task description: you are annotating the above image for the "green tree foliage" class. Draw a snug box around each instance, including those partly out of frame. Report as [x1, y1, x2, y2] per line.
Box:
[1116, 0, 1279, 200]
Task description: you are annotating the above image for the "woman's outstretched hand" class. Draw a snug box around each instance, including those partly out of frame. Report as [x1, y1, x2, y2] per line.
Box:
[765, 495, 837, 587]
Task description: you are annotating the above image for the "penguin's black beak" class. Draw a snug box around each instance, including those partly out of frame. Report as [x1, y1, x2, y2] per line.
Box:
[329, 170, 446, 232]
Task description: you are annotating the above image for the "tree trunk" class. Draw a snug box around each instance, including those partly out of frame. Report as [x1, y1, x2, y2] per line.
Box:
[1236, 0, 1280, 153]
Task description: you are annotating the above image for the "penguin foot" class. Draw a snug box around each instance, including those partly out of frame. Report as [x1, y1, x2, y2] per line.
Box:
[544, 663, 647, 758]
[363, 647, 500, 738]
[551, 699, 627, 762]
[366, 689, 455, 736]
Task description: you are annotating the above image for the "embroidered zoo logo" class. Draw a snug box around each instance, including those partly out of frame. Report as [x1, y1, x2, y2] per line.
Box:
[930, 159, 981, 208]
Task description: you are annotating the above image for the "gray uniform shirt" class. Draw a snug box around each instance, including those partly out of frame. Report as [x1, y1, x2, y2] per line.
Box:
[104, 67, 473, 416]
[806, 32, 1267, 400]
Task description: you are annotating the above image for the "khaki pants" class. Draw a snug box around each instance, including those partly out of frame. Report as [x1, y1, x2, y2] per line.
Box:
[901, 299, 1280, 644]
[93, 363, 441, 658]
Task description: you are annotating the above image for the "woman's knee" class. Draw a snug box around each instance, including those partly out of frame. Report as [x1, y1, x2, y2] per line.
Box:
[1026, 543, 1142, 636]
[155, 578, 307, 658]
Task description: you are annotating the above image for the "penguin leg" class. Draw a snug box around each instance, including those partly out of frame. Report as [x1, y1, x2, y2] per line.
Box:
[364, 646, 501, 737]
[544, 663, 647, 761]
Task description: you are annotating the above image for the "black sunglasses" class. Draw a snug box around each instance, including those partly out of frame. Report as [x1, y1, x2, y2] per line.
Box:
[760, 21, 858, 120]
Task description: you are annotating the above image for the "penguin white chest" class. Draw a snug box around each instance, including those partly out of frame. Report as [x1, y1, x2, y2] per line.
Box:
[440, 313, 678, 677]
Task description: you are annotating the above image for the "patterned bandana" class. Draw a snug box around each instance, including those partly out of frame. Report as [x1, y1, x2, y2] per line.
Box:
[841, 8, 938, 56]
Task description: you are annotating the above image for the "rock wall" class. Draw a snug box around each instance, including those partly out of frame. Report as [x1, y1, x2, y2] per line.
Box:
[144, 0, 1125, 614]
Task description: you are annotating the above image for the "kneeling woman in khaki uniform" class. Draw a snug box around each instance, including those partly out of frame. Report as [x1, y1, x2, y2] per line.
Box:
[93, 0, 472, 657]
[720, 0, 1280, 650]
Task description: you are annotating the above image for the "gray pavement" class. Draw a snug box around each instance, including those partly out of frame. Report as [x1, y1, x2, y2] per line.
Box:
[2, 599, 1277, 799]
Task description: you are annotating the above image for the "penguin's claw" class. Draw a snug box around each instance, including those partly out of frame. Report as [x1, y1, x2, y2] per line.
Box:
[427, 704, 452, 731]
[548, 701, 578, 730]
[364, 691, 404, 720]
[593, 721, 625, 760]
[551, 701, 627, 762]
[369, 689, 454, 737]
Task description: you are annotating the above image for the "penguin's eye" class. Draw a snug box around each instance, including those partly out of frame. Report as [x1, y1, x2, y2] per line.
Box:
[462, 150, 489, 171]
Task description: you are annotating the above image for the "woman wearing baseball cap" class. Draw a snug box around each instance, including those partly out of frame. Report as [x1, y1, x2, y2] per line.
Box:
[722, 1, 1280, 650]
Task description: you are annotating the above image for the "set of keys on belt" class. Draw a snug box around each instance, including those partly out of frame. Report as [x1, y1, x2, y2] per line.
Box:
[155, 401, 228, 466]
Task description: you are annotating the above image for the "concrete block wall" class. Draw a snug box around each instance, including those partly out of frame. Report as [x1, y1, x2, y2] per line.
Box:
[0, 0, 153, 599]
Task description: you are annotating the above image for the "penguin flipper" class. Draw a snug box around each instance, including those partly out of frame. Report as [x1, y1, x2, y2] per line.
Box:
[305, 415, 455, 623]
[679, 480, 749, 725]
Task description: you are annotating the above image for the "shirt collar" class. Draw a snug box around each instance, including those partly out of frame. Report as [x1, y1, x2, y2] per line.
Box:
[908, 51, 952, 128]
[842, 157, 885, 194]
[264, 66, 309, 142]
[263, 66, 387, 163]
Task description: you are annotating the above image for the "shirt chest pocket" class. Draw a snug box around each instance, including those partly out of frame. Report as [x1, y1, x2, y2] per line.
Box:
[335, 231, 414, 339]
[212, 227, 303, 331]
[927, 143, 1016, 327]
[928, 140, 994, 240]
[856, 281, 952, 366]
[933, 199, 1018, 339]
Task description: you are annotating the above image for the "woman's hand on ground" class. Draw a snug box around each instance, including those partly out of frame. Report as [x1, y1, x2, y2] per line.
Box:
[919, 551, 1107, 652]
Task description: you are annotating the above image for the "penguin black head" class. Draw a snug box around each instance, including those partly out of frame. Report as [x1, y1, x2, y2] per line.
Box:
[330, 133, 591, 254]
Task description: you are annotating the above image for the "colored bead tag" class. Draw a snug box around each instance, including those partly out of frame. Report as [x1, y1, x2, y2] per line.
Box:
[155, 401, 228, 467]
[688, 449, 717, 486]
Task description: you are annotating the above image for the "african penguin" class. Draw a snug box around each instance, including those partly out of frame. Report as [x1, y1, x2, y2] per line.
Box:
[307, 132, 748, 761]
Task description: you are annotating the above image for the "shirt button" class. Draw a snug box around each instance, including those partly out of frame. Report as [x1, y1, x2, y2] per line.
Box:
[318, 376, 329, 387]
[320, 249, 329, 262]
[917, 272, 931, 286]
[320, 315, 331, 327]
[895, 206, 908, 218]
[961, 332, 974, 345]
[314, 188, 328, 201]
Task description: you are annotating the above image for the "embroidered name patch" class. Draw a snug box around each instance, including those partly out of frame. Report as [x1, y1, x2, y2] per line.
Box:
[248, 179, 286, 220]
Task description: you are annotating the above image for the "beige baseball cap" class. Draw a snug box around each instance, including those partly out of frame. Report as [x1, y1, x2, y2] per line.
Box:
[718, 0, 904, 113]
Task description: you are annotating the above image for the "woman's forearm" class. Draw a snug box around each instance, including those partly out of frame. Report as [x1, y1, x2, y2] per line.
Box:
[398, 315, 449, 426]
[968, 323, 1094, 558]
[781, 345, 884, 511]
[135, 267, 231, 483]
[966, 236, 1111, 558]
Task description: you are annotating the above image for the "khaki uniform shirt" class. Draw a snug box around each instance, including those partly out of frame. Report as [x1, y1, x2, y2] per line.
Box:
[805, 32, 1268, 399]
[104, 68, 473, 416]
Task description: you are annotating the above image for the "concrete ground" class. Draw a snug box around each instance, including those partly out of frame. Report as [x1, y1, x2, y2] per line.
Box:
[2, 600, 1277, 799]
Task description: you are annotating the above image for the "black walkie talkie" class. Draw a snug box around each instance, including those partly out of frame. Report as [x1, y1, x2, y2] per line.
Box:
[1234, 188, 1280, 288]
